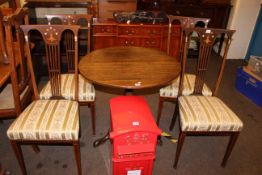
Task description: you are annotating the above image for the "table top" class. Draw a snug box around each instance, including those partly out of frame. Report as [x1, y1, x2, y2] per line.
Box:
[0, 63, 10, 87]
[79, 46, 181, 89]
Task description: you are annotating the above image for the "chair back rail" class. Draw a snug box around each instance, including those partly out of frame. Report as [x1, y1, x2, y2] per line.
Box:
[0, 0, 20, 10]
[21, 25, 80, 100]
[46, 14, 92, 65]
[178, 27, 235, 97]
[167, 15, 210, 56]
[0, 8, 14, 64]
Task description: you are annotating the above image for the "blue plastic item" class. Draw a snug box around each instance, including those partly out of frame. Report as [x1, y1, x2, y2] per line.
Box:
[235, 67, 262, 107]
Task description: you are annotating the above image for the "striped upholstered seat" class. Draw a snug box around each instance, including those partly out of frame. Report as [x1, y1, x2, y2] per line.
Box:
[7, 100, 79, 140]
[40, 74, 95, 102]
[178, 96, 243, 132]
[160, 74, 212, 98]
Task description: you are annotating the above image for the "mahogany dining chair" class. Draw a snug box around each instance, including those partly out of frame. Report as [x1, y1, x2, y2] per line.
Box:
[157, 15, 210, 126]
[7, 24, 82, 175]
[171, 27, 243, 168]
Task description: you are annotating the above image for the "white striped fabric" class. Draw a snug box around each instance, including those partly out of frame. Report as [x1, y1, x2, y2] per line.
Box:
[7, 100, 79, 140]
[178, 96, 243, 132]
[40, 74, 95, 102]
[160, 74, 212, 98]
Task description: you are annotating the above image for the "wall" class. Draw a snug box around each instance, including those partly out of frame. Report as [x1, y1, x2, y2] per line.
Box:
[227, 0, 261, 59]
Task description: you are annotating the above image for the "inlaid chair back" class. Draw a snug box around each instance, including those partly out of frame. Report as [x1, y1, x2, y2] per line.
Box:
[21, 25, 80, 100]
[45, 15, 96, 135]
[157, 15, 210, 125]
[0, 8, 32, 118]
[167, 15, 210, 57]
[179, 27, 235, 97]
[46, 14, 92, 70]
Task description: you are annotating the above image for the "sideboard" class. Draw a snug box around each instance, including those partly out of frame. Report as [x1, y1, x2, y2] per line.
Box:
[92, 18, 181, 60]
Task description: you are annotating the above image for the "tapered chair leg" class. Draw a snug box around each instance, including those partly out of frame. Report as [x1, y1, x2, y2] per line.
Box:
[0, 164, 5, 175]
[156, 97, 164, 125]
[169, 101, 179, 131]
[90, 102, 96, 135]
[221, 132, 239, 167]
[173, 131, 186, 169]
[10, 141, 27, 175]
[73, 141, 82, 175]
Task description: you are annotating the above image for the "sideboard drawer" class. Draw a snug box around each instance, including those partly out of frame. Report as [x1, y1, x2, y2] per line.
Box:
[93, 25, 116, 35]
[117, 37, 140, 46]
[118, 26, 140, 36]
[145, 27, 162, 37]
[118, 26, 162, 37]
[141, 38, 161, 48]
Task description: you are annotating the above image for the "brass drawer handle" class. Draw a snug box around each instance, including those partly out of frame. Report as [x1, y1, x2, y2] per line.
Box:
[125, 30, 135, 35]
[125, 40, 135, 46]
[149, 30, 158, 35]
[146, 41, 156, 45]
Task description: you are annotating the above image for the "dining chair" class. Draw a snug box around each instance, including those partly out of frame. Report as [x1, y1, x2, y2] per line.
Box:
[44, 14, 96, 135]
[7, 25, 82, 175]
[0, 8, 33, 119]
[157, 15, 210, 125]
[172, 27, 243, 168]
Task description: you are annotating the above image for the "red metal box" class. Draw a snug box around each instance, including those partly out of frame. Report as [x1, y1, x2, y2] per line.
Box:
[110, 96, 161, 175]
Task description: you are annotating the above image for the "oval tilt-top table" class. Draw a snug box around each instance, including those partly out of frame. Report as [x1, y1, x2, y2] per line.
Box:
[79, 46, 181, 92]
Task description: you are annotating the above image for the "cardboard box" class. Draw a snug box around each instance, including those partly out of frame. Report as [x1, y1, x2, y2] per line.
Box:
[246, 56, 262, 79]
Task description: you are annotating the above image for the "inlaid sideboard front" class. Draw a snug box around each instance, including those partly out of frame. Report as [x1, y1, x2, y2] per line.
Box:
[92, 18, 181, 60]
